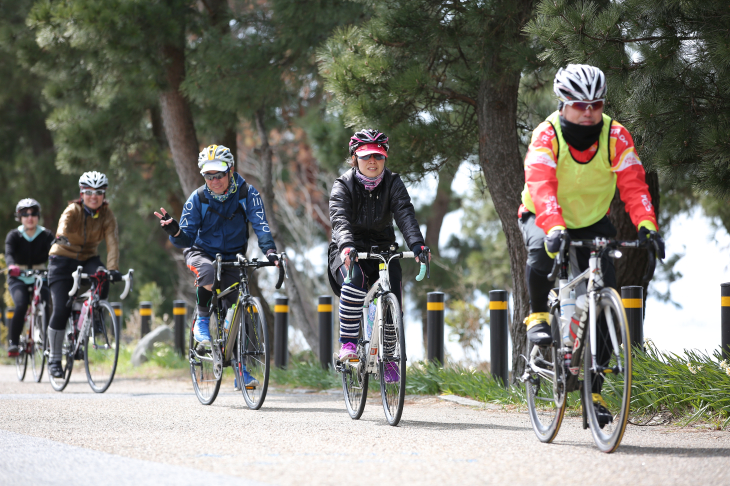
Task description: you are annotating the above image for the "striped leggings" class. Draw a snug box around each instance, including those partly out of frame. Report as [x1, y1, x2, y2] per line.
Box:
[335, 261, 402, 354]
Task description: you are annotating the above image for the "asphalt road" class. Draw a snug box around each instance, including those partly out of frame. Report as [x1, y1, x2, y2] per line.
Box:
[1, 365, 728, 486]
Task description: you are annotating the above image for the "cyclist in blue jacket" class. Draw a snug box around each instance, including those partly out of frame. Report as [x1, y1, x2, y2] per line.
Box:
[155, 145, 278, 385]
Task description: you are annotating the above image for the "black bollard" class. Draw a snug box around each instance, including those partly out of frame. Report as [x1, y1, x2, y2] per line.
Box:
[318, 296, 333, 370]
[489, 290, 509, 387]
[173, 300, 187, 356]
[427, 292, 445, 364]
[274, 298, 289, 369]
[621, 286, 643, 349]
[722, 283, 730, 360]
[139, 301, 152, 338]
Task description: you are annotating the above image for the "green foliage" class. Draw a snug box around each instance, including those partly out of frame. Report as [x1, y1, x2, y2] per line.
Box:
[526, 0, 730, 198]
[138, 282, 165, 314]
[270, 359, 341, 390]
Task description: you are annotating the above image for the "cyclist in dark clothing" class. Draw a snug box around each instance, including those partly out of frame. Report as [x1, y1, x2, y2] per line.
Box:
[5, 199, 54, 357]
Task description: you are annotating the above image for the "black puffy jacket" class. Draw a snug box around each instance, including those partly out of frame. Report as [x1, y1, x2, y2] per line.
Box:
[328, 168, 425, 275]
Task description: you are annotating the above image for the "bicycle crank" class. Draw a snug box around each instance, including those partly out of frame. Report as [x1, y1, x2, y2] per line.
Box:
[212, 344, 223, 380]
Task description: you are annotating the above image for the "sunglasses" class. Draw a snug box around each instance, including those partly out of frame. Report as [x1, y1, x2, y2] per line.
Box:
[19, 210, 39, 218]
[357, 154, 386, 161]
[81, 189, 105, 196]
[564, 99, 604, 111]
[203, 171, 229, 181]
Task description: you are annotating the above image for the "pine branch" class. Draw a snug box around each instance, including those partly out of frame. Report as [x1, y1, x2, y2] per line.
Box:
[428, 85, 477, 107]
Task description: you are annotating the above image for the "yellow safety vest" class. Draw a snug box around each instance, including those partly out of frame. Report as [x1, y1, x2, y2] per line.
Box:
[522, 111, 615, 229]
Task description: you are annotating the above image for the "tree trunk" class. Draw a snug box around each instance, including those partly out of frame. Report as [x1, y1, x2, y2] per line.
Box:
[159, 43, 200, 197]
[608, 170, 661, 306]
[254, 109, 320, 356]
[476, 72, 529, 383]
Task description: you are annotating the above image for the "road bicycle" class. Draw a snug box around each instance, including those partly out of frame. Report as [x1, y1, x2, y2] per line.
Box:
[520, 235, 659, 452]
[14, 270, 49, 383]
[189, 252, 286, 409]
[333, 244, 430, 426]
[49, 267, 134, 393]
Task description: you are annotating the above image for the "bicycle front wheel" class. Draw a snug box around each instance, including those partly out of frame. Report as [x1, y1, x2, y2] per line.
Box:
[342, 336, 368, 420]
[190, 309, 221, 405]
[49, 320, 74, 392]
[380, 292, 406, 426]
[582, 287, 632, 453]
[525, 305, 567, 443]
[238, 298, 270, 410]
[15, 332, 28, 381]
[31, 305, 47, 382]
[84, 301, 120, 393]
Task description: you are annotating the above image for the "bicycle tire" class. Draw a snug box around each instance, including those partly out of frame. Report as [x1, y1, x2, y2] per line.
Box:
[342, 332, 368, 420]
[525, 303, 567, 443]
[49, 320, 75, 392]
[84, 301, 120, 393]
[189, 308, 221, 405]
[15, 333, 28, 382]
[31, 305, 47, 382]
[238, 298, 270, 410]
[582, 287, 632, 453]
[380, 292, 406, 426]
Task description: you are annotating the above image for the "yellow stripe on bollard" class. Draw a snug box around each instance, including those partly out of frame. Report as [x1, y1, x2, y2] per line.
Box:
[6, 311, 14, 319]
[427, 302, 444, 311]
[114, 308, 122, 316]
[722, 296, 730, 307]
[172, 307, 186, 315]
[622, 298, 643, 309]
[139, 308, 152, 316]
[489, 301, 508, 310]
[318, 304, 333, 312]
[274, 305, 289, 313]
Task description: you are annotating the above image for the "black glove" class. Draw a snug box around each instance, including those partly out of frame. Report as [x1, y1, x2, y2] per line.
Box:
[160, 213, 180, 237]
[411, 244, 430, 260]
[266, 250, 279, 264]
[544, 228, 569, 259]
[109, 270, 123, 282]
[638, 227, 666, 260]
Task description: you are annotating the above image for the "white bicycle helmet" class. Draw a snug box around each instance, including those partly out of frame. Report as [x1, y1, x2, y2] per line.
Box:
[79, 171, 109, 189]
[15, 198, 41, 221]
[198, 145, 235, 174]
[553, 64, 607, 102]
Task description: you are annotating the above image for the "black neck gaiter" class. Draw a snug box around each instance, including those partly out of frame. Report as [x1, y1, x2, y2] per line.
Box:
[560, 116, 604, 151]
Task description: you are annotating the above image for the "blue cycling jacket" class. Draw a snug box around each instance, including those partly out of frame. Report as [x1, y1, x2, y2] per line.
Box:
[170, 172, 276, 260]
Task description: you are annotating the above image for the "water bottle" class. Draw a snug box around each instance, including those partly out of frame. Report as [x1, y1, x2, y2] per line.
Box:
[566, 294, 587, 346]
[78, 301, 90, 331]
[224, 305, 236, 332]
[560, 290, 576, 346]
[366, 299, 377, 339]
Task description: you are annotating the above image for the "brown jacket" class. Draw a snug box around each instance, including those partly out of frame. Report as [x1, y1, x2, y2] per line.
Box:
[49, 202, 120, 270]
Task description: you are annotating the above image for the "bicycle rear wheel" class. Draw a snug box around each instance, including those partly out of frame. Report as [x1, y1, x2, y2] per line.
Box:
[31, 306, 47, 382]
[238, 298, 269, 410]
[342, 336, 368, 420]
[525, 304, 567, 443]
[380, 293, 406, 426]
[15, 332, 28, 381]
[582, 287, 632, 453]
[49, 320, 75, 392]
[190, 309, 221, 405]
[84, 301, 120, 393]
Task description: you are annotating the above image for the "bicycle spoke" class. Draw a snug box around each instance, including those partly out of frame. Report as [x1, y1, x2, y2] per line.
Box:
[238, 299, 270, 410]
[84, 301, 120, 393]
[380, 293, 406, 426]
[190, 309, 221, 406]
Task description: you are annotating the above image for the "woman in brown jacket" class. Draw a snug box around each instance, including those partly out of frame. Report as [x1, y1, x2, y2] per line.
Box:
[46, 171, 121, 378]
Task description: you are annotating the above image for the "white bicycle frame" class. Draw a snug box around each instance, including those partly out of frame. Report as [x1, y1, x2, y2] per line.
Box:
[347, 251, 415, 375]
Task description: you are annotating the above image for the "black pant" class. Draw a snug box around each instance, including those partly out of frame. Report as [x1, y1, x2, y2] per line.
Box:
[8, 278, 50, 345]
[48, 256, 108, 331]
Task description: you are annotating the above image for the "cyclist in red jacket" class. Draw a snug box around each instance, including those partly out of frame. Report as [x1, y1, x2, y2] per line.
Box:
[518, 64, 665, 423]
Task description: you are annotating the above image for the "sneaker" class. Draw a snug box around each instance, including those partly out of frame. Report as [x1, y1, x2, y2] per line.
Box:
[592, 393, 614, 428]
[242, 370, 259, 387]
[383, 362, 400, 383]
[49, 360, 64, 378]
[338, 342, 357, 361]
[193, 316, 211, 343]
[525, 312, 552, 345]
[7, 343, 19, 357]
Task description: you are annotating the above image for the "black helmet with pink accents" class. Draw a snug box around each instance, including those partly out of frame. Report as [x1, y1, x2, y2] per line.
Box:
[348, 129, 389, 156]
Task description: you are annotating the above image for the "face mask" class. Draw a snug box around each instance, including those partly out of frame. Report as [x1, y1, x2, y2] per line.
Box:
[560, 116, 604, 151]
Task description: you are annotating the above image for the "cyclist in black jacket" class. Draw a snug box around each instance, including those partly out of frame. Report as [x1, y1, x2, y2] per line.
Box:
[4, 199, 54, 357]
[328, 129, 429, 381]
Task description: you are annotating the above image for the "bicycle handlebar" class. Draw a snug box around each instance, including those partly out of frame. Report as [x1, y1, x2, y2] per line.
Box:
[68, 267, 134, 299]
[214, 252, 288, 290]
[344, 248, 429, 284]
[547, 236, 659, 283]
